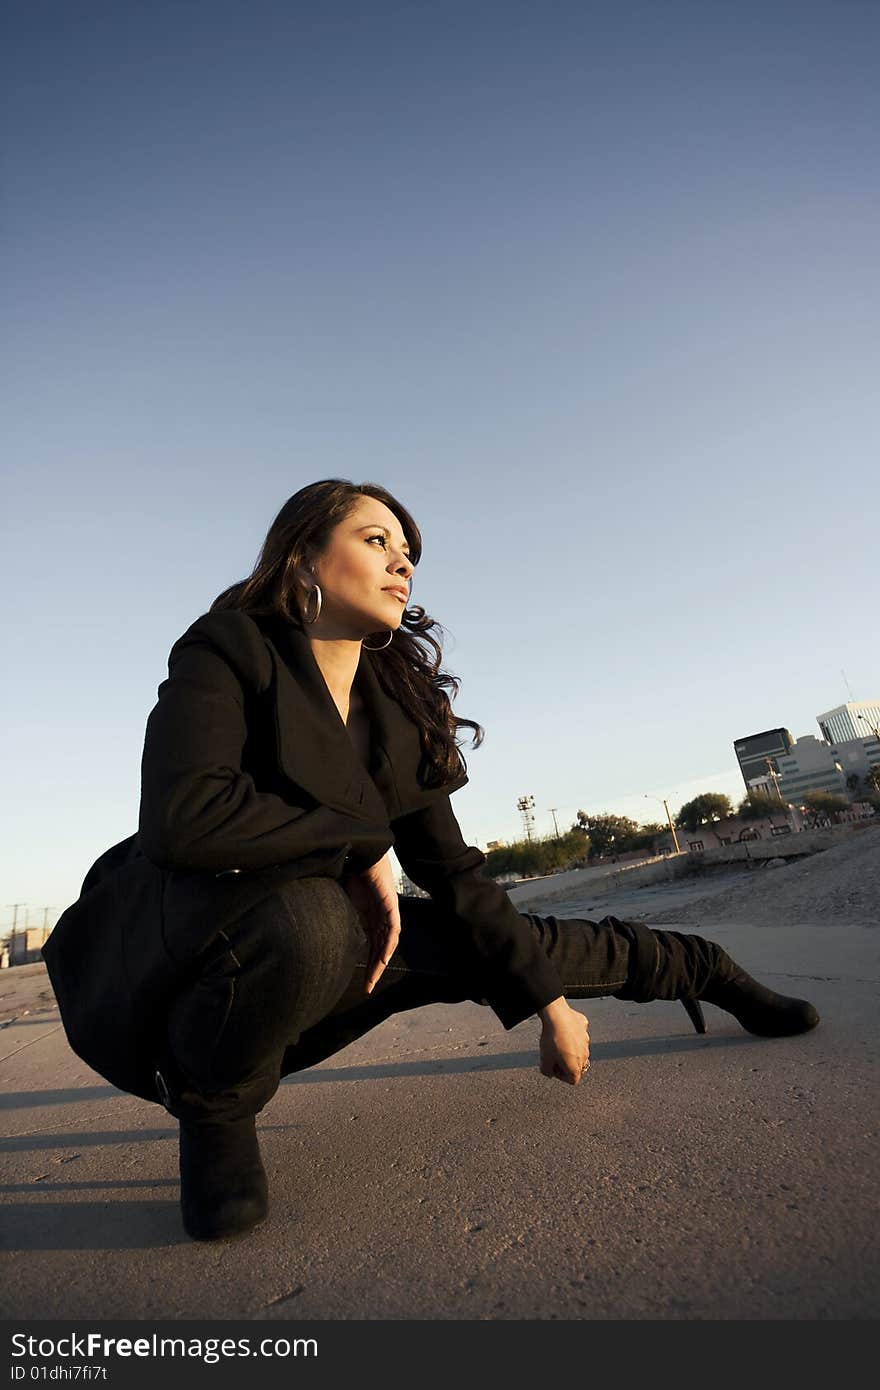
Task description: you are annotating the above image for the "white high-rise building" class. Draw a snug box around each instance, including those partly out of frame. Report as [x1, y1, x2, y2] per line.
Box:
[776, 736, 847, 802]
[817, 702, 880, 744]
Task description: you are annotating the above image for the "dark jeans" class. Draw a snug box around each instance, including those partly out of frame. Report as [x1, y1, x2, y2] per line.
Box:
[159, 876, 714, 1123]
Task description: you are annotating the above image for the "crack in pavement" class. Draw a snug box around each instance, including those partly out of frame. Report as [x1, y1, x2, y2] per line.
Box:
[0, 1026, 64, 1065]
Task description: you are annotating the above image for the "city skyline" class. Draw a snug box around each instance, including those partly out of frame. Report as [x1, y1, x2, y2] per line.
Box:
[4, 684, 878, 939]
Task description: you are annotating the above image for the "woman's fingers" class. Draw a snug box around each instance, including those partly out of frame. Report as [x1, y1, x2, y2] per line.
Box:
[364, 932, 386, 992]
[363, 913, 401, 993]
[383, 919, 401, 962]
[574, 1019, 591, 1083]
[344, 854, 403, 995]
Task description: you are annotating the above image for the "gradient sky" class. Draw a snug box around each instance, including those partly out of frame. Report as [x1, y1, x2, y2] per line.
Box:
[3, 0, 878, 932]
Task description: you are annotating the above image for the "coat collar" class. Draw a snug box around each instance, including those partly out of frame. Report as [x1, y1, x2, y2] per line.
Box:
[253, 614, 467, 823]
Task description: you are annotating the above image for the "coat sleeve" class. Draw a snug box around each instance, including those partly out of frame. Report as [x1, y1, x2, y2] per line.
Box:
[392, 793, 564, 1030]
[138, 613, 393, 875]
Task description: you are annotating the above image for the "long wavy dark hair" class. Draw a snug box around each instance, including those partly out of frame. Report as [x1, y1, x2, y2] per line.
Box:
[210, 480, 484, 786]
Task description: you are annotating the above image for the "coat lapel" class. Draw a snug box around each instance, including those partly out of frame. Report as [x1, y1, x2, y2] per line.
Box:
[255, 613, 467, 824]
[353, 648, 422, 820]
[351, 651, 469, 816]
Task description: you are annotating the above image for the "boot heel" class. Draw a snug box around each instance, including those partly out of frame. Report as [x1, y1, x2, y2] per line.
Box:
[682, 998, 707, 1034]
[703, 975, 820, 1037]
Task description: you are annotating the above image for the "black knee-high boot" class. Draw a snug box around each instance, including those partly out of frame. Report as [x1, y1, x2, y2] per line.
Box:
[608, 918, 820, 1037]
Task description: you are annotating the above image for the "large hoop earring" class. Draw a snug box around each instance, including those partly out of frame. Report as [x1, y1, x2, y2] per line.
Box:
[303, 583, 322, 625]
[363, 629, 393, 650]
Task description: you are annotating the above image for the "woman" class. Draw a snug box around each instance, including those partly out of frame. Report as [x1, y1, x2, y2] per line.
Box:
[45, 479, 819, 1243]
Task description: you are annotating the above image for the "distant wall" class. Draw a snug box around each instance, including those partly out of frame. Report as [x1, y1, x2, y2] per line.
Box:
[509, 820, 875, 910]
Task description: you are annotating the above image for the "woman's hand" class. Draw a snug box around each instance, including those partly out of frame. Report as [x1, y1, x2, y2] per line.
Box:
[341, 852, 402, 994]
[537, 997, 591, 1085]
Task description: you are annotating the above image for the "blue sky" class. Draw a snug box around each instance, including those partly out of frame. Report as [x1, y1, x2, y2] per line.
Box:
[3, 0, 878, 930]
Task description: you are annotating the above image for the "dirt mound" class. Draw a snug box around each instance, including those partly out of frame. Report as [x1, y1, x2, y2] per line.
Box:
[649, 824, 880, 927]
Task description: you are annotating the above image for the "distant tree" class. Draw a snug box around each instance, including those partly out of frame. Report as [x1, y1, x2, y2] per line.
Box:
[575, 811, 640, 860]
[485, 830, 587, 879]
[737, 790, 787, 821]
[627, 821, 666, 852]
[802, 791, 849, 816]
[676, 792, 734, 833]
[867, 766, 880, 794]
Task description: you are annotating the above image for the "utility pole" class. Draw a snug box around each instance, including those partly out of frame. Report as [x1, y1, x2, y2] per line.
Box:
[548, 807, 561, 839]
[517, 794, 536, 843]
[5, 904, 26, 967]
[764, 757, 785, 803]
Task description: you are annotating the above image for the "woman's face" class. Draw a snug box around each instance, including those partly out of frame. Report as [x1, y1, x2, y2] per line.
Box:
[307, 495, 415, 638]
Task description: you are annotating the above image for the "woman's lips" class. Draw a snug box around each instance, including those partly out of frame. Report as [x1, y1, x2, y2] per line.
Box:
[383, 588, 408, 602]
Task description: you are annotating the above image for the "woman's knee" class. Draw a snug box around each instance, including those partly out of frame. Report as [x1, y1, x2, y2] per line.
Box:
[239, 877, 369, 1033]
[224, 876, 366, 981]
[166, 877, 368, 1093]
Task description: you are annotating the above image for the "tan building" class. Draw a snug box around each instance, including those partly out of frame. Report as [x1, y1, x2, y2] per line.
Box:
[2, 925, 51, 968]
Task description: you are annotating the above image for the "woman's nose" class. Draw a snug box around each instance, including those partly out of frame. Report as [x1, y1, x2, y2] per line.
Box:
[391, 552, 414, 578]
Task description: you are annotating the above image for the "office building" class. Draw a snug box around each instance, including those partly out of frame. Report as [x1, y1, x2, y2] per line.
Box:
[733, 728, 794, 791]
[816, 702, 880, 744]
[775, 736, 846, 802]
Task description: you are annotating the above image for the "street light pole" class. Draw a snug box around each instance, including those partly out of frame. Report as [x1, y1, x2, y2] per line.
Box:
[645, 796, 681, 854]
[663, 800, 682, 854]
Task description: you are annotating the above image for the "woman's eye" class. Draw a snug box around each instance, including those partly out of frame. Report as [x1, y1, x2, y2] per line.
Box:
[369, 534, 411, 562]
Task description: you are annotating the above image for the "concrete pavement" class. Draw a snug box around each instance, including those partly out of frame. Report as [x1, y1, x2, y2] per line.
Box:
[1, 876, 877, 1320]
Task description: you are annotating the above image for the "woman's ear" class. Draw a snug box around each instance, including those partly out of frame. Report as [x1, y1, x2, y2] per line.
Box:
[287, 560, 316, 622]
[292, 558, 316, 588]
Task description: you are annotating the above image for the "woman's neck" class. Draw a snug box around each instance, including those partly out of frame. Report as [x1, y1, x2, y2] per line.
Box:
[306, 635, 362, 723]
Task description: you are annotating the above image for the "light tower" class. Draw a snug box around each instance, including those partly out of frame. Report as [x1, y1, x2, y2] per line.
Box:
[517, 794, 536, 843]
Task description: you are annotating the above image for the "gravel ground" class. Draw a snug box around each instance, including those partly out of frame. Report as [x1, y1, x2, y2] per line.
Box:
[0, 961, 58, 1027]
[647, 823, 880, 928]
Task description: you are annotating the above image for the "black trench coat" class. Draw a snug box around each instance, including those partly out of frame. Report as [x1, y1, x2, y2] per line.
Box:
[43, 609, 564, 1101]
